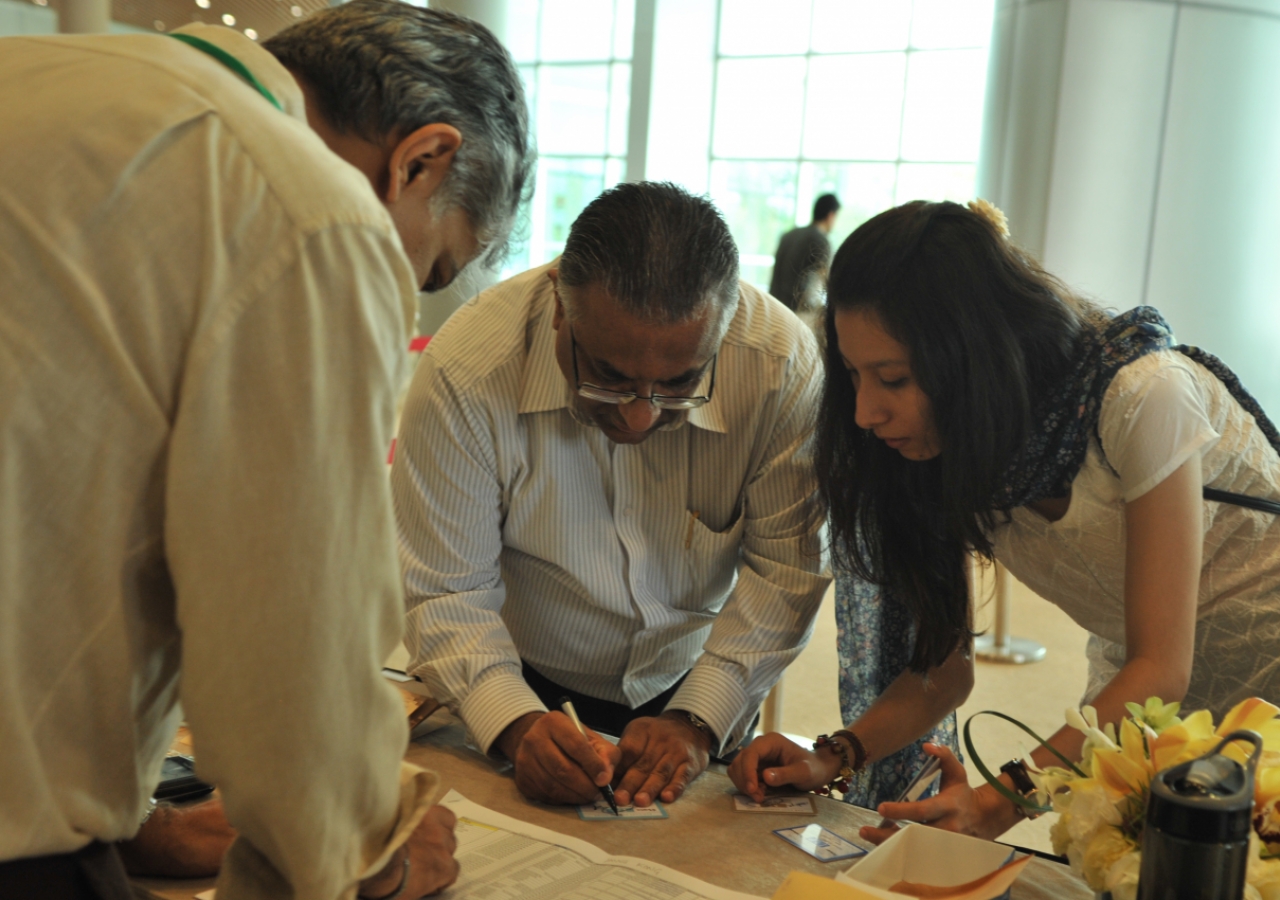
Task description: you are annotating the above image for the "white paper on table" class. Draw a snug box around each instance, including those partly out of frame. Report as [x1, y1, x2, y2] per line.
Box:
[195, 890, 214, 899]
[439, 789, 766, 899]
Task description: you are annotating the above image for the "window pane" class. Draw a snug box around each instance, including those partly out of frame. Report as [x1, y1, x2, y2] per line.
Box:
[810, 0, 910, 53]
[709, 160, 799, 288]
[910, 0, 995, 49]
[518, 65, 537, 114]
[529, 157, 606, 265]
[719, 0, 811, 56]
[608, 62, 631, 157]
[537, 64, 610, 156]
[713, 57, 807, 159]
[540, 0, 614, 62]
[613, 0, 635, 59]
[894, 162, 977, 205]
[803, 53, 906, 161]
[504, 0, 540, 63]
[605, 156, 627, 189]
[798, 161, 897, 249]
[899, 49, 987, 162]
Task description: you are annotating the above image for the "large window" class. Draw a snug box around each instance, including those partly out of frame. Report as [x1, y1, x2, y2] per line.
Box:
[706, 0, 995, 288]
[501, 0, 634, 276]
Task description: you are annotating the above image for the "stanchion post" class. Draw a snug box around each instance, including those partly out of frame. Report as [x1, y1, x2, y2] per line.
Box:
[973, 559, 1046, 665]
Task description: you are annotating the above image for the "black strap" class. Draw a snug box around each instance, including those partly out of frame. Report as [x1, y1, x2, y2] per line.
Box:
[1204, 487, 1280, 516]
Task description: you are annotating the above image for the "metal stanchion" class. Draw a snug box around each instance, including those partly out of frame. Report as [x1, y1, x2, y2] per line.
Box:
[973, 559, 1046, 665]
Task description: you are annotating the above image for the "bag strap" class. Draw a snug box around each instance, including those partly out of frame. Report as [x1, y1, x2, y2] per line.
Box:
[1204, 487, 1280, 516]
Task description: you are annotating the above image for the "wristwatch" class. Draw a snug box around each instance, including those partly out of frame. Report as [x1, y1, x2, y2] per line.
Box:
[666, 708, 718, 752]
[1000, 758, 1042, 820]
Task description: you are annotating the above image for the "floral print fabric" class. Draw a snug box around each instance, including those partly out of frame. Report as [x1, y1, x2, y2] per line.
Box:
[834, 570, 960, 809]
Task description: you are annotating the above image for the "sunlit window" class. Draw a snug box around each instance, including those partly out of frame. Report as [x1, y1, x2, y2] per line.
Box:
[502, 0, 634, 276]
[708, 0, 995, 288]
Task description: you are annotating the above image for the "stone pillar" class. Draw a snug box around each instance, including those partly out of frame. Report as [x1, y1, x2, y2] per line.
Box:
[978, 0, 1280, 413]
[58, 0, 109, 33]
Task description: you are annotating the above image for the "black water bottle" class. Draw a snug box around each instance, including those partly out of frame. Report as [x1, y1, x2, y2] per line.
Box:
[1138, 729, 1263, 900]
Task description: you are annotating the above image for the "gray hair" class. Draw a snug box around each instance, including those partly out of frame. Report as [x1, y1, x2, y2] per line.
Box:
[264, 0, 534, 266]
[558, 182, 740, 340]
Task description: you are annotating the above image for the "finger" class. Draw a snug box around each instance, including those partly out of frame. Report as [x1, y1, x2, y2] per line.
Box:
[632, 755, 678, 808]
[615, 720, 651, 772]
[425, 805, 457, 831]
[728, 750, 760, 799]
[658, 762, 694, 804]
[859, 823, 900, 845]
[924, 742, 969, 785]
[876, 793, 952, 824]
[762, 760, 819, 791]
[614, 750, 659, 807]
[586, 729, 621, 786]
[547, 714, 613, 786]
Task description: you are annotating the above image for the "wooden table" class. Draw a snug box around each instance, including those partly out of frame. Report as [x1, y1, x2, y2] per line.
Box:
[136, 723, 1091, 899]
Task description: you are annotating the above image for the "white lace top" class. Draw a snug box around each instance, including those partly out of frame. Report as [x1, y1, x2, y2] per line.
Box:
[991, 350, 1280, 716]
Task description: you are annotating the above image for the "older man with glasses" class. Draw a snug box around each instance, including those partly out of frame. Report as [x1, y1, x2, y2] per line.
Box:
[393, 181, 829, 810]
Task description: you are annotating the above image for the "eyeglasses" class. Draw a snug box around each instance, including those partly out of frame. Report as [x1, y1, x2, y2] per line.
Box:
[570, 327, 717, 410]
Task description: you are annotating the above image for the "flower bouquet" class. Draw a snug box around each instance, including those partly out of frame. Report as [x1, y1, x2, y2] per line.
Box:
[966, 697, 1280, 900]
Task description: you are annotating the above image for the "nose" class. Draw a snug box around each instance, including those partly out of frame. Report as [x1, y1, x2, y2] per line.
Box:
[853, 383, 888, 431]
[618, 396, 662, 433]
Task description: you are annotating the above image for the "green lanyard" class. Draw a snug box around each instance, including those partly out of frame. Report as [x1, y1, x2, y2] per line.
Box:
[169, 33, 283, 112]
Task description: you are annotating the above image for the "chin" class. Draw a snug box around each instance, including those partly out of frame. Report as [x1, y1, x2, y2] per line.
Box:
[602, 425, 655, 445]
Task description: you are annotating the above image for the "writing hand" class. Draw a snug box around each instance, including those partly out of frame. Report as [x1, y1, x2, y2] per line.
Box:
[613, 713, 711, 808]
[497, 711, 621, 805]
[861, 743, 1016, 844]
[727, 732, 838, 802]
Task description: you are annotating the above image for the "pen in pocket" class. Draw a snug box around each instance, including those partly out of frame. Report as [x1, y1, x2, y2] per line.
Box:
[684, 510, 700, 549]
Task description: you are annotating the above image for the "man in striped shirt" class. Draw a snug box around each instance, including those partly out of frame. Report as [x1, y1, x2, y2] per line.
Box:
[394, 182, 830, 809]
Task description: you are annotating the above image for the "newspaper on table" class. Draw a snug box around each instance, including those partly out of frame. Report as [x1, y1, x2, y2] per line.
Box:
[196, 789, 765, 900]
[439, 790, 765, 900]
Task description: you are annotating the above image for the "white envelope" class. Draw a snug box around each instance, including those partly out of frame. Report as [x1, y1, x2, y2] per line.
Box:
[834, 825, 1030, 900]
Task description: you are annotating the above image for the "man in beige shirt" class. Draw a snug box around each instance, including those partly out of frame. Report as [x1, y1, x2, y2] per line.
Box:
[0, 2, 531, 898]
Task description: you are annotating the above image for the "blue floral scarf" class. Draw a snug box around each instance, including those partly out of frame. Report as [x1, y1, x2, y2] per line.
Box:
[994, 306, 1280, 509]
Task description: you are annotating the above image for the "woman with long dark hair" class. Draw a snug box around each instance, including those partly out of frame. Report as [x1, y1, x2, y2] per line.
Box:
[730, 199, 1280, 841]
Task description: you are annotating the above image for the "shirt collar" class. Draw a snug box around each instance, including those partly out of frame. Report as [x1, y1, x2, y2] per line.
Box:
[516, 278, 728, 435]
[172, 24, 308, 123]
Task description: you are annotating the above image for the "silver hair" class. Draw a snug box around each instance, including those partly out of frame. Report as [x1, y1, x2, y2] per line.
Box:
[558, 182, 740, 343]
[264, 0, 534, 266]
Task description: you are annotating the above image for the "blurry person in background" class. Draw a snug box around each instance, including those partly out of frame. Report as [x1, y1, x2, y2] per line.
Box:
[769, 193, 841, 324]
[0, 2, 531, 897]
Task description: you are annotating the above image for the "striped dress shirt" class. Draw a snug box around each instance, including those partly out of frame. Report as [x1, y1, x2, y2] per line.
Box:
[393, 263, 830, 755]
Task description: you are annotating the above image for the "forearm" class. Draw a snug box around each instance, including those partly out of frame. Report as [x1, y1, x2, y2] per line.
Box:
[1028, 655, 1189, 771]
[847, 647, 973, 765]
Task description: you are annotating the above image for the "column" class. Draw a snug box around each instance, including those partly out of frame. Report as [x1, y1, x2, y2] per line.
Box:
[978, 0, 1280, 415]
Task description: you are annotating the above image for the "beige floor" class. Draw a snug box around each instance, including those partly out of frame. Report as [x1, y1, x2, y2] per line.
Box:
[773, 565, 1090, 854]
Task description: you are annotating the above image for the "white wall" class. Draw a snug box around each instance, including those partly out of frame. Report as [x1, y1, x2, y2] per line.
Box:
[980, 0, 1280, 415]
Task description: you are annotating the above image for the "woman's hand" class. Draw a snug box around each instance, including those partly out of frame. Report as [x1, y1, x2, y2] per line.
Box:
[728, 733, 840, 802]
[860, 743, 1018, 845]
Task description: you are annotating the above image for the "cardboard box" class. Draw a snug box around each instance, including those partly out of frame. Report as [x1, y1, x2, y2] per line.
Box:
[835, 825, 1030, 900]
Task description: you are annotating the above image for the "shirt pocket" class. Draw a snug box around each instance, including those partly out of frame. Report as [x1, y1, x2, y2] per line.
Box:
[681, 510, 746, 611]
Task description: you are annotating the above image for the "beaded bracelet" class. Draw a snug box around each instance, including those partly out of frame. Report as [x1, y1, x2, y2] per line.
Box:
[812, 734, 854, 796]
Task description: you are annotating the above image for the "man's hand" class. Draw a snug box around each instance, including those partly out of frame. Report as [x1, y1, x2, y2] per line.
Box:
[728, 733, 839, 802]
[358, 805, 459, 899]
[859, 743, 1017, 845]
[496, 711, 621, 805]
[116, 798, 236, 878]
[612, 713, 712, 808]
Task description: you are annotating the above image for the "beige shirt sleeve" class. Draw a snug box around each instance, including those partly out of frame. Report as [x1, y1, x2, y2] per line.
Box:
[165, 223, 431, 900]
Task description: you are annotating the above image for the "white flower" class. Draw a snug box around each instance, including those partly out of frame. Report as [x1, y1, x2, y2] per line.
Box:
[1066, 706, 1119, 767]
[1105, 850, 1141, 900]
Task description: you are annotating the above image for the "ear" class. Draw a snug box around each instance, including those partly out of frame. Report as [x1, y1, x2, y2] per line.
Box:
[549, 269, 566, 330]
[384, 123, 462, 205]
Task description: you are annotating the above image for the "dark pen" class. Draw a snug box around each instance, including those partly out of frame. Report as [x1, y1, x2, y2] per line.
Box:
[558, 697, 619, 815]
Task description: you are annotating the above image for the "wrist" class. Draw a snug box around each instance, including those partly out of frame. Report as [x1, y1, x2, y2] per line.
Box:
[495, 711, 543, 761]
[661, 709, 716, 755]
[359, 846, 408, 900]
